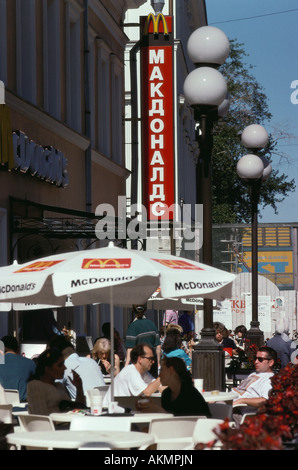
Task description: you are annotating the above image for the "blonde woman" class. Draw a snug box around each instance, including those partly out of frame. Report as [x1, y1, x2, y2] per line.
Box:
[92, 338, 120, 376]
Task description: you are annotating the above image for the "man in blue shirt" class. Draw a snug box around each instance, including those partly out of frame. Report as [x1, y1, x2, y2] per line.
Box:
[0, 336, 36, 402]
[178, 311, 195, 340]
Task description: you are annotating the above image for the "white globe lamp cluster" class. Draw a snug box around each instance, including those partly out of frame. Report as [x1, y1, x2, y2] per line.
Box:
[237, 124, 272, 182]
[183, 26, 230, 114]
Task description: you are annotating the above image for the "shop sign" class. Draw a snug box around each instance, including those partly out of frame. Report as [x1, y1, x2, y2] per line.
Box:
[140, 14, 174, 220]
[11, 130, 69, 187]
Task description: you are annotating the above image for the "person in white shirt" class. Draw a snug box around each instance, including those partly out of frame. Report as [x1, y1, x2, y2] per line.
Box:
[103, 343, 161, 408]
[49, 336, 105, 400]
[232, 346, 277, 425]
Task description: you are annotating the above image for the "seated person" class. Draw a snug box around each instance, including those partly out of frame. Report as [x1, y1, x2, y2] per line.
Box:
[103, 343, 162, 409]
[26, 348, 85, 416]
[92, 337, 121, 376]
[162, 329, 192, 369]
[102, 323, 126, 364]
[0, 335, 36, 402]
[234, 325, 247, 349]
[232, 346, 277, 426]
[137, 357, 210, 417]
[48, 335, 105, 399]
[215, 325, 238, 356]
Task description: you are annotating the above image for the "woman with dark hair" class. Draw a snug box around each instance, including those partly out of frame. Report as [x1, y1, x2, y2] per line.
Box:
[234, 325, 247, 349]
[26, 348, 85, 415]
[162, 330, 192, 369]
[137, 357, 210, 417]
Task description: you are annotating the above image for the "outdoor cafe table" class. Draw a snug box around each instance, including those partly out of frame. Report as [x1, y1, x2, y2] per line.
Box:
[202, 391, 238, 403]
[6, 430, 155, 450]
[50, 411, 174, 425]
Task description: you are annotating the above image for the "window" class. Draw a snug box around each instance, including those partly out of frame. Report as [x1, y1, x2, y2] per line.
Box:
[96, 39, 111, 158]
[43, 0, 61, 119]
[65, 0, 82, 132]
[0, 0, 7, 83]
[16, 0, 37, 104]
[111, 54, 123, 165]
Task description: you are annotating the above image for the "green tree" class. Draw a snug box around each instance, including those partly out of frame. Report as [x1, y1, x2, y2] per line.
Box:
[212, 40, 295, 223]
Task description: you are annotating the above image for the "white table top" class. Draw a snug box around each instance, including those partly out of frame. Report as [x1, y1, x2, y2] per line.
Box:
[202, 391, 238, 402]
[50, 411, 173, 424]
[7, 430, 155, 450]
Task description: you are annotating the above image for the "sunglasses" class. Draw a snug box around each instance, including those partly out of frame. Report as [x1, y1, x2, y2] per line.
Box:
[255, 356, 270, 362]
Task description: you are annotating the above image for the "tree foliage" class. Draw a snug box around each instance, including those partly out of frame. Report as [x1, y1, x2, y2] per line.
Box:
[212, 40, 295, 223]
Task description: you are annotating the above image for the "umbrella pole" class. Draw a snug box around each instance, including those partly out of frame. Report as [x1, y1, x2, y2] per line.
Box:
[110, 287, 115, 403]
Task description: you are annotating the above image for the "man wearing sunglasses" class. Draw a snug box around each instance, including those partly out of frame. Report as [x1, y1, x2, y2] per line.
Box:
[232, 346, 277, 426]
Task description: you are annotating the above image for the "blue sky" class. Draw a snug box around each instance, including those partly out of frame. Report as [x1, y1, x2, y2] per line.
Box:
[205, 0, 298, 223]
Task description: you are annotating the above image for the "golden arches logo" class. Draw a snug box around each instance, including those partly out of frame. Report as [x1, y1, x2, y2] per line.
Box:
[143, 13, 169, 36]
[14, 260, 64, 273]
[152, 259, 203, 270]
[81, 258, 132, 269]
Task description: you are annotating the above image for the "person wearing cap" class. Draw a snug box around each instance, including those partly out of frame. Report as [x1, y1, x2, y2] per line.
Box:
[124, 304, 161, 377]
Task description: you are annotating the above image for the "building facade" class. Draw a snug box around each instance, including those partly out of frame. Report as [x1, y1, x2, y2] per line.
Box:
[0, 0, 139, 338]
[0, 0, 207, 340]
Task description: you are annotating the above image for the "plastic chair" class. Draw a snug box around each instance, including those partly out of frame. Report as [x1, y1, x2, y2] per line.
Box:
[78, 442, 113, 450]
[17, 414, 56, 450]
[143, 416, 207, 450]
[0, 404, 13, 424]
[4, 389, 20, 405]
[93, 386, 109, 393]
[192, 418, 224, 447]
[208, 403, 233, 420]
[240, 412, 257, 425]
[18, 414, 55, 432]
[70, 415, 131, 432]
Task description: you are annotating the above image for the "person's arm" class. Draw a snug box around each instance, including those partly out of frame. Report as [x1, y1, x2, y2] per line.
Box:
[125, 347, 132, 367]
[141, 377, 162, 397]
[69, 370, 86, 404]
[114, 354, 121, 375]
[136, 397, 165, 413]
[233, 397, 266, 408]
[156, 344, 161, 368]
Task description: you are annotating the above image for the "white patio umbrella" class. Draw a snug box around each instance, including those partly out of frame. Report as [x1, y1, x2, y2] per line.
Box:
[0, 242, 235, 399]
[147, 287, 222, 311]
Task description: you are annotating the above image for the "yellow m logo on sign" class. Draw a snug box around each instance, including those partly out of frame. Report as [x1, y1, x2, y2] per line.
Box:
[143, 13, 169, 36]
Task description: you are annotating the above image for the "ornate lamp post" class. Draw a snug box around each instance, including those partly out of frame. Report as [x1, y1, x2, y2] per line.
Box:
[237, 124, 272, 347]
[183, 26, 230, 390]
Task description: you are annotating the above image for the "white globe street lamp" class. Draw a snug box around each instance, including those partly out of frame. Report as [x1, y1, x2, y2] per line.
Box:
[186, 26, 230, 66]
[183, 25, 230, 391]
[237, 125, 272, 346]
[241, 124, 269, 150]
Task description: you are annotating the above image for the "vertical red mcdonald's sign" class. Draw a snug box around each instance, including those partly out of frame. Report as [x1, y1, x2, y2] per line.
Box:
[140, 14, 175, 221]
